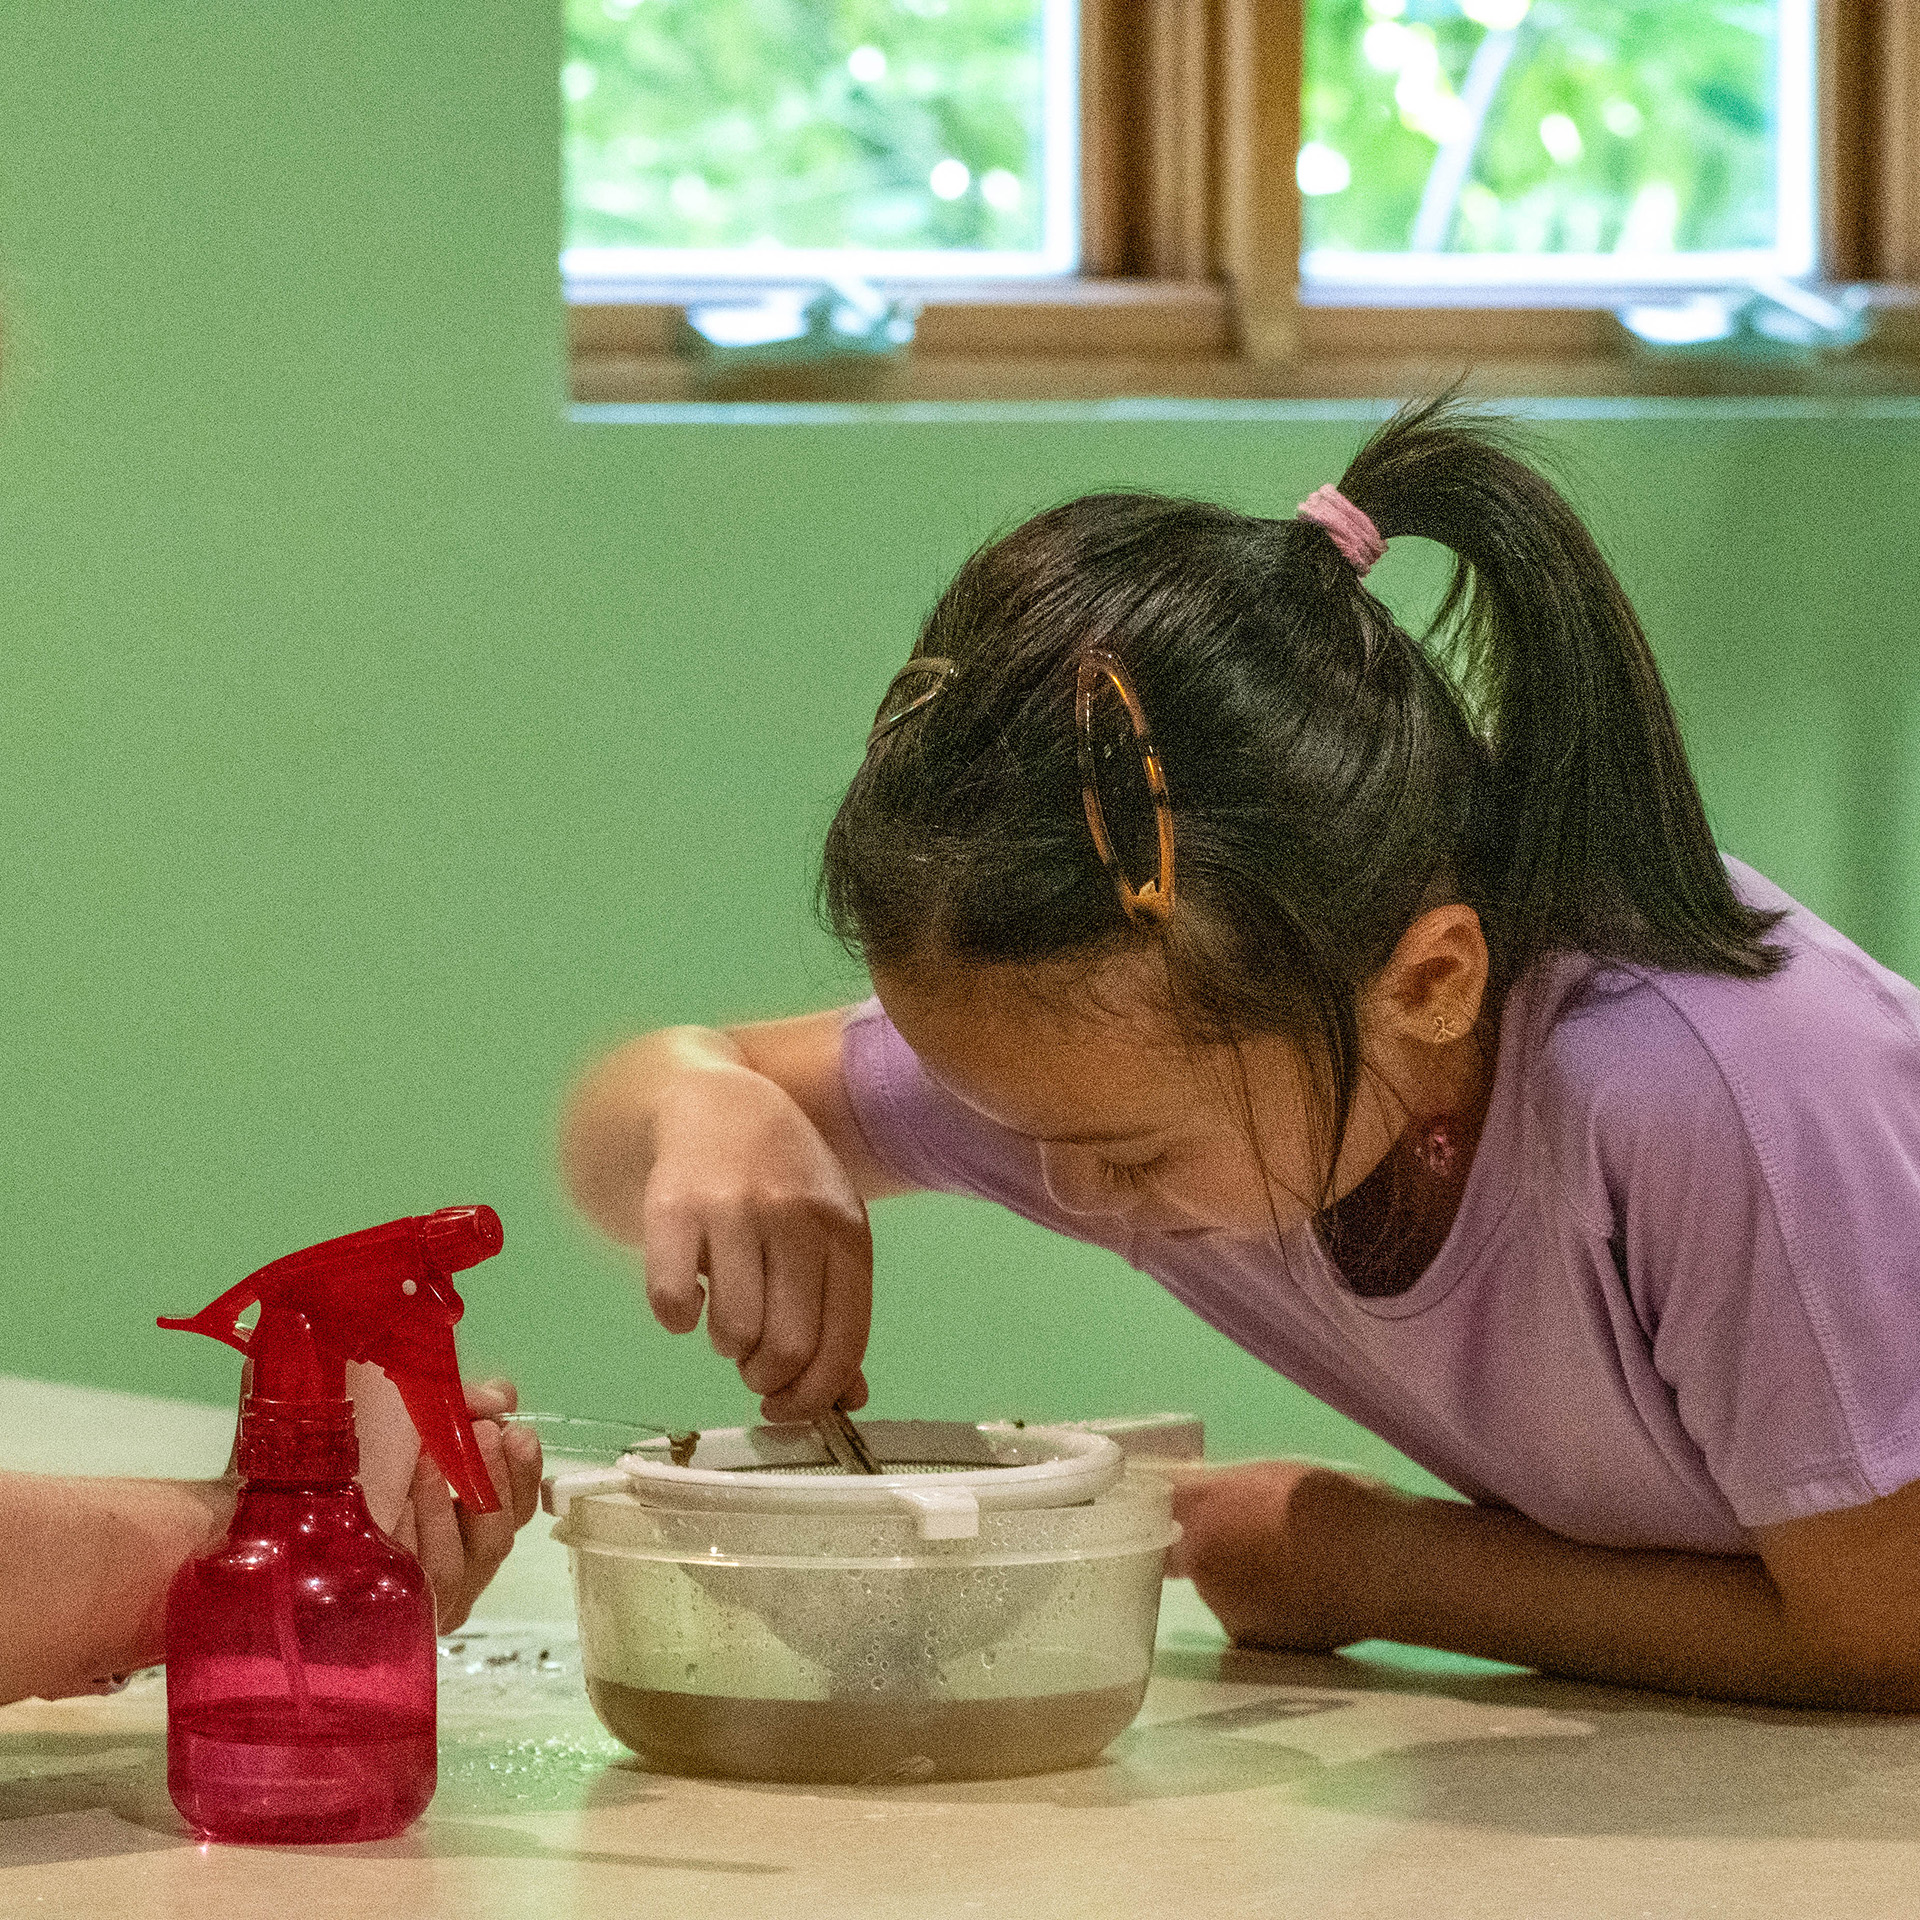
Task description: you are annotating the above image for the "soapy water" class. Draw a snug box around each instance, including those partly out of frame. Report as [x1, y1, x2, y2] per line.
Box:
[432, 1727, 636, 1814]
[136, 1627, 641, 1818]
[74, 1632, 632, 1821]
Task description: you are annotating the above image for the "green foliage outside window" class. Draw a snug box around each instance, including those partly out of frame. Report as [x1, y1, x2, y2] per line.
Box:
[562, 0, 1783, 268]
[1302, 1, 1780, 259]
[563, 0, 1049, 255]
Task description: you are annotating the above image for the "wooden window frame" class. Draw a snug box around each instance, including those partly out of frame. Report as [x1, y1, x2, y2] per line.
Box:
[569, 0, 1920, 405]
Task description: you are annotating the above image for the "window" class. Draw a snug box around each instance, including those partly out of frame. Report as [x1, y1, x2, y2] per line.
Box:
[566, 0, 1920, 404]
[563, 0, 1080, 289]
[1301, 0, 1815, 294]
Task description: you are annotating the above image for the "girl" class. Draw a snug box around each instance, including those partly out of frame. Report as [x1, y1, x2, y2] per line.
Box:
[564, 398, 1920, 1711]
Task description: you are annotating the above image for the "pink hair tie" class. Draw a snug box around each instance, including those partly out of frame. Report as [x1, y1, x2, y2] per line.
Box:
[1297, 484, 1386, 576]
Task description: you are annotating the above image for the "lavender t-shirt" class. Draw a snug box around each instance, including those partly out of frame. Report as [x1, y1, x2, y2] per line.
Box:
[840, 861, 1920, 1553]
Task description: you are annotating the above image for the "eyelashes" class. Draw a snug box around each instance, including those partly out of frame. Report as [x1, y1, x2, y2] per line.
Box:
[1098, 1153, 1165, 1191]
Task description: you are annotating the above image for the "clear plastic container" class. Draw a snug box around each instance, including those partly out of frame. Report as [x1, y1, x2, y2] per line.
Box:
[553, 1468, 1176, 1783]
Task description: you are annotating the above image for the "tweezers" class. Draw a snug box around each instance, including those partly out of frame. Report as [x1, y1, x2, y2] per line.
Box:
[814, 1403, 883, 1474]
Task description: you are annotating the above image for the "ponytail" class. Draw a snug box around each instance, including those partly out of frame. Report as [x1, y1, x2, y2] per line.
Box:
[1334, 394, 1781, 983]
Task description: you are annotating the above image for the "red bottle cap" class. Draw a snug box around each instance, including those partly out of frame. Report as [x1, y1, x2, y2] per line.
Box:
[231, 1306, 359, 1484]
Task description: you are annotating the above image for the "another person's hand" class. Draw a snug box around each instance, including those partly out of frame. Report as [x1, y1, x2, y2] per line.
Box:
[638, 1058, 874, 1422]
[1167, 1460, 1393, 1654]
[349, 1366, 543, 1633]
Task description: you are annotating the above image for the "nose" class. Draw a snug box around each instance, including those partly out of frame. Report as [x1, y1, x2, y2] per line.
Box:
[1037, 1143, 1131, 1221]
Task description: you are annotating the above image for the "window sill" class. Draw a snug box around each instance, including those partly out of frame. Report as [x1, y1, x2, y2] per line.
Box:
[568, 280, 1920, 405]
[569, 278, 1235, 361]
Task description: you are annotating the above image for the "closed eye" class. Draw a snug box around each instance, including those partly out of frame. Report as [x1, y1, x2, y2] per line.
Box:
[1099, 1154, 1164, 1190]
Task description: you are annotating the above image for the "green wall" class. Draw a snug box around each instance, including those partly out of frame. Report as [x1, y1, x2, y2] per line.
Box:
[2, 5, 1917, 1482]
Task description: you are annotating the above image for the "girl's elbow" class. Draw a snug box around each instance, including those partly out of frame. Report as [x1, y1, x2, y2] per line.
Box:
[1845, 1653, 1920, 1714]
[1796, 1632, 1920, 1713]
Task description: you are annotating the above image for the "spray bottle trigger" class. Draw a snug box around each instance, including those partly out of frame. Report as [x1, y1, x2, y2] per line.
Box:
[392, 1370, 502, 1514]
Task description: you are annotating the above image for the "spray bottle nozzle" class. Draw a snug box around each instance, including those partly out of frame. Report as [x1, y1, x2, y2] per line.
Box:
[161, 1206, 506, 1512]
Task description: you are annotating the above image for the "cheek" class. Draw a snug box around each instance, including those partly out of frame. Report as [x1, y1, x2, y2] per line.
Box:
[1035, 1143, 1113, 1216]
[1162, 1130, 1318, 1232]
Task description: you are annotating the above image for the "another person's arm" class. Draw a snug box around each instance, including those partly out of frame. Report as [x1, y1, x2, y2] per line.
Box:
[562, 1010, 917, 1420]
[0, 1470, 235, 1703]
[1171, 1462, 1920, 1710]
[0, 1373, 542, 1706]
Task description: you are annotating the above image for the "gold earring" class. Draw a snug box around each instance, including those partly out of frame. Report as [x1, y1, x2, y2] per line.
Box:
[1433, 1014, 1457, 1044]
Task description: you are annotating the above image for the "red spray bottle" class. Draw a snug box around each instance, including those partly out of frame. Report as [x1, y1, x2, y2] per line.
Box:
[157, 1206, 505, 1844]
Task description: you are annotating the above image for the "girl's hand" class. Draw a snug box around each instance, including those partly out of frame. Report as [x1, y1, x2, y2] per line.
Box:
[1168, 1461, 1392, 1654]
[349, 1366, 544, 1633]
[639, 1058, 874, 1423]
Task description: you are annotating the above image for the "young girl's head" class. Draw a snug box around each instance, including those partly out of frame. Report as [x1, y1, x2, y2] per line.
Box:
[822, 397, 1779, 1238]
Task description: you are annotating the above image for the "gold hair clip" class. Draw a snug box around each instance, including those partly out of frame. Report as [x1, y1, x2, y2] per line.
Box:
[866, 656, 957, 748]
[1076, 647, 1176, 928]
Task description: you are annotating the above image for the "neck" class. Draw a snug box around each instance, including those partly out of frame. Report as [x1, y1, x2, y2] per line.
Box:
[1321, 1022, 1499, 1297]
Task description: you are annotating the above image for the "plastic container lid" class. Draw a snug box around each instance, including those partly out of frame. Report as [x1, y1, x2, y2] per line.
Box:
[546, 1420, 1124, 1540]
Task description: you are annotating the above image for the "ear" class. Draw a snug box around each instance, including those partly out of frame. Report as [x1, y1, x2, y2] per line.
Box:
[1365, 904, 1489, 1048]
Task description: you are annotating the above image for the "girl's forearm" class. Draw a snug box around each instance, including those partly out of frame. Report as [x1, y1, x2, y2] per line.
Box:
[0, 1472, 234, 1704]
[1362, 1491, 1898, 1709]
[559, 1026, 748, 1239]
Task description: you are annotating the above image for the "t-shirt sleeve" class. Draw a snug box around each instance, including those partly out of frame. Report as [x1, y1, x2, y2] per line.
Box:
[1587, 948, 1920, 1530]
[838, 998, 1127, 1249]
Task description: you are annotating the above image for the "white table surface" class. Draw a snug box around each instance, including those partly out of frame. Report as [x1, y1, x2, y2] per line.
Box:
[4, 1373, 1919, 1919]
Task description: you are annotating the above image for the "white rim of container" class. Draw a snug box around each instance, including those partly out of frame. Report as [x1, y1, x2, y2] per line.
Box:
[547, 1423, 1125, 1540]
[560, 1531, 1179, 1572]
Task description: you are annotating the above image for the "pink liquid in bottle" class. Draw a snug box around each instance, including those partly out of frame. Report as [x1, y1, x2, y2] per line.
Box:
[167, 1481, 436, 1844]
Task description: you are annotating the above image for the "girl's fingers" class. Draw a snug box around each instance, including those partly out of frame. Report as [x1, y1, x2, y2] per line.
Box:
[1156, 1461, 1224, 1494]
[640, 1202, 707, 1335]
[396, 1419, 540, 1636]
[1152, 1466, 1230, 1579]
[740, 1232, 824, 1400]
[467, 1416, 516, 1523]
[759, 1224, 871, 1421]
[347, 1360, 423, 1535]
[701, 1215, 767, 1362]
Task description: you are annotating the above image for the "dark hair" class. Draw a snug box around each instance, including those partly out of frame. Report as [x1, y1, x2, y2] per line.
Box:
[821, 395, 1782, 1195]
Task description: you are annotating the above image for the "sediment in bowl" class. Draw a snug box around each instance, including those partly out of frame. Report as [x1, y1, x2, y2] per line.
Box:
[583, 1673, 1151, 1784]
